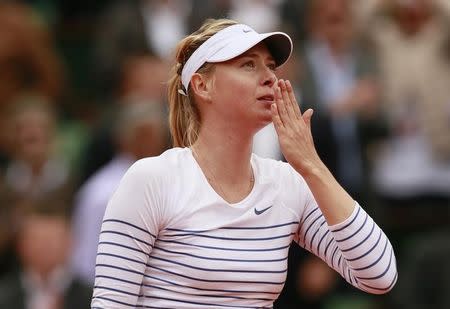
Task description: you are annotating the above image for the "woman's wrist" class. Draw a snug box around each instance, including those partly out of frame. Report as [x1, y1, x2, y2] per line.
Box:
[301, 161, 356, 225]
[294, 158, 329, 180]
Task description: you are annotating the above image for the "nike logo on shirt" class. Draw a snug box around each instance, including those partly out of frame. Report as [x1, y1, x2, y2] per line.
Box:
[254, 205, 273, 215]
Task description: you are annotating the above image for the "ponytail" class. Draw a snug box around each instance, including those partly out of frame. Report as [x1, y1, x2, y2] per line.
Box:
[167, 70, 200, 147]
[167, 19, 237, 147]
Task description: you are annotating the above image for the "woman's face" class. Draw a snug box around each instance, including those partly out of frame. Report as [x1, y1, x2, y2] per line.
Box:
[206, 43, 278, 131]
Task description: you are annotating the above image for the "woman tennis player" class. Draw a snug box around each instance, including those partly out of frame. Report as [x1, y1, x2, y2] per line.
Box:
[91, 18, 397, 308]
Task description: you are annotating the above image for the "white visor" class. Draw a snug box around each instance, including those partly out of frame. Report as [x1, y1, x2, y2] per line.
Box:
[181, 24, 293, 93]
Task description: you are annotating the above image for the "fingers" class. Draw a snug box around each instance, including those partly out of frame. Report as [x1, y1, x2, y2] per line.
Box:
[271, 103, 284, 133]
[275, 85, 288, 125]
[286, 80, 302, 117]
[274, 80, 313, 135]
[303, 109, 314, 130]
[279, 80, 296, 119]
[278, 79, 303, 122]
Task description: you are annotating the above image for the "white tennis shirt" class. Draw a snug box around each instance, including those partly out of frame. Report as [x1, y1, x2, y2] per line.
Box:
[91, 147, 397, 308]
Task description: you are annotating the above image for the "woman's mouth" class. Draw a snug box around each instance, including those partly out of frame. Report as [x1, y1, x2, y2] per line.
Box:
[257, 94, 275, 103]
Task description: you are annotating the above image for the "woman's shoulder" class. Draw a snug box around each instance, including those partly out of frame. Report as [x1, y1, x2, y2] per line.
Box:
[125, 147, 191, 181]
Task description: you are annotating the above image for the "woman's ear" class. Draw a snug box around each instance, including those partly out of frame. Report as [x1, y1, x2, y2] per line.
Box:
[190, 73, 212, 102]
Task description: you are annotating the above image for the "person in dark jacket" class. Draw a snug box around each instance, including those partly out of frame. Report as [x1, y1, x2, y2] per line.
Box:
[0, 206, 92, 309]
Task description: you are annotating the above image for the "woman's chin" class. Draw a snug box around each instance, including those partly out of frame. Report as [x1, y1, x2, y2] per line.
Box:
[255, 115, 273, 130]
[260, 108, 274, 122]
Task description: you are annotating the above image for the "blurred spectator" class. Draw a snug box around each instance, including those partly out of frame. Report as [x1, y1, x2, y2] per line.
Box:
[353, 0, 450, 200]
[0, 98, 74, 276]
[352, 1, 450, 306]
[71, 101, 167, 286]
[0, 1, 64, 170]
[93, 0, 191, 98]
[77, 53, 169, 185]
[2, 97, 73, 203]
[118, 53, 169, 102]
[229, 0, 283, 32]
[0, 206, 92, 309]
[298, 0, 380, 201]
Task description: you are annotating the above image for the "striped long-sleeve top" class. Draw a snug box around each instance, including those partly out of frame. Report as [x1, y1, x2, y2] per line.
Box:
[91, 147, 397, 308]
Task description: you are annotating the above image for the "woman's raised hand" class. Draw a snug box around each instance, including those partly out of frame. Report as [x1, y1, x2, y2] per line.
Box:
[271, 79, 324, 176]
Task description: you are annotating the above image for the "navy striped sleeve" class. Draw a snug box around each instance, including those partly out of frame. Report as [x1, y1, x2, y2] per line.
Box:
[297, 201, 398, 294]
[91, 160, 162, 308]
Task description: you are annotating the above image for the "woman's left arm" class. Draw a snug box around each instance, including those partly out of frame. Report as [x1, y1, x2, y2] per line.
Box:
[272, 79, 398, 294]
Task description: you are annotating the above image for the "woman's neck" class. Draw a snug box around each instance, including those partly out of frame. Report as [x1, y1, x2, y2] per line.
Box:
[192, 126, 254, 203]
[194, 128, 253, 179]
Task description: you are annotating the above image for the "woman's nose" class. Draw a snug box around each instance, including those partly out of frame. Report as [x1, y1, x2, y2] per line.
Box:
[262, 69, 277, 87]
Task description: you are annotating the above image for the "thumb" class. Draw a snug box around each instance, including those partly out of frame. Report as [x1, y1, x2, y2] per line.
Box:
[303, 108, 314, 128]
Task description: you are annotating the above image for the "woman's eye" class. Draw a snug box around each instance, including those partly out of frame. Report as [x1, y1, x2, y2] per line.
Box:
[267, 63, 277, 71]
[243, 61, 255, 68]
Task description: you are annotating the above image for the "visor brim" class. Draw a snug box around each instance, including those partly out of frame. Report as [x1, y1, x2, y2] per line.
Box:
[207, 32, 293, 67]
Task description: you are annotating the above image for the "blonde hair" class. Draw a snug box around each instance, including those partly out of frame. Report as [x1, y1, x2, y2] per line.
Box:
[167, 18, 238, 147]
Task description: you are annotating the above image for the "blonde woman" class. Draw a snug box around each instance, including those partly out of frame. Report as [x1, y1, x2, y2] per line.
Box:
[91, 19, 397, 308]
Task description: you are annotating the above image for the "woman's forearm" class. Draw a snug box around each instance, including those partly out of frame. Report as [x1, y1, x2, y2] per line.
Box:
[301, 161, 355, 225]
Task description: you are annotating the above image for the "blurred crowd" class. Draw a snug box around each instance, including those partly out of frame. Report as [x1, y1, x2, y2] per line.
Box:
[0, 0, 449, 308]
